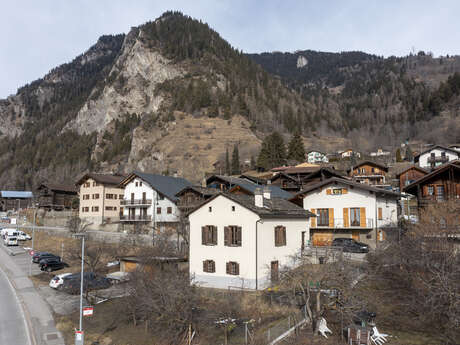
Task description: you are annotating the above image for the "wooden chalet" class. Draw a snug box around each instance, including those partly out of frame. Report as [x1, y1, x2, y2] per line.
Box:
[175, 186, 219, 214]
[0, 191, 33, 212]
[37, 183, 78, 210]
[395, 166, 428, 192]
[348, 161, 389, 187]
[206, 175, 265, 191]
[270, 167, 344, 192]
[404, 161, 460, 208]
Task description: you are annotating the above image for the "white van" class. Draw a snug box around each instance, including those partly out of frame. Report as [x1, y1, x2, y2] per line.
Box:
[1, 228, 19, 239]
[4, 235, 18, 246]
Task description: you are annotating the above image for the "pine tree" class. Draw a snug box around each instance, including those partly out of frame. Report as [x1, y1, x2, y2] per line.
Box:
[231, 144, 240, 175]
[257, 132, 286, 171]
[396, 148, 402, 162]
[225, 147, 230, 175]
[287, 132, 306, 162]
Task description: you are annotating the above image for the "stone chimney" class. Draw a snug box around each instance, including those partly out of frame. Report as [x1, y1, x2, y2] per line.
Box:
[263, 186, 271, 200]
[254, 188, 263, 208]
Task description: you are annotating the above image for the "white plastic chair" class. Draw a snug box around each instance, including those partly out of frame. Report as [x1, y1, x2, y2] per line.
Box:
[318, 317, 332, 338]
[371, 326, 389, 345]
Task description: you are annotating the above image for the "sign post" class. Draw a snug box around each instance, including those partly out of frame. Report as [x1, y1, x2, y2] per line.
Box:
[83, 306, 93, 317]
[75, 330, 84, 345]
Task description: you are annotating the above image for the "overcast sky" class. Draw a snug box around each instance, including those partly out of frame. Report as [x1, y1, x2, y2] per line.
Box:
[1, 1, 459, 98]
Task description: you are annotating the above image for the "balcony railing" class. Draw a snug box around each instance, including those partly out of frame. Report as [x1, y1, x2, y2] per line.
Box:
[314, 218, 374, 229]
[120, 199, 152, 206]
[120, 215, 152, 222]
[427, 156, 449, 164]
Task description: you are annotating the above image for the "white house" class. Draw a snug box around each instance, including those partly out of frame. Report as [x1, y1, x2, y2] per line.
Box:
[291, 177, 399, 248]
[414, 145, 459, 169]
[188, 190, 313, 290]
[118, 171, 192, 229]
[339, 149, 361, 159]
[370, 148, 391, 157]
[307, 151, 329, 164]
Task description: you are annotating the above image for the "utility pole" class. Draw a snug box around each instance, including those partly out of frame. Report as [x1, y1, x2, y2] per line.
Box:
[28, 204, 37, 276]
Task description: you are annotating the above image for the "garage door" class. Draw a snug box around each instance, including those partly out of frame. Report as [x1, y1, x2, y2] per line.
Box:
[312, 231, 333, 246]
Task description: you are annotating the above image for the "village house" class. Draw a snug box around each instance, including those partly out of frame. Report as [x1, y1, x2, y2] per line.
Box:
[348, 161, 389, 187]
[414, 145, 460, 170]
[270, 167, 344, 192]
[175, 186, 219, 214]
[370, 148, 391, 157]
[306, 150, 329, 164]
[395, 166, 428, 191]
[36, 183, 78, 210]
[206, 175, 264, 192]
[290, 177, 399, 248]
[339, 149, 361, 159]
[0, 191, 33, 212]
[118, 171, 192, 230]
[403, 161, 460, 209]
[188, 190, 313, 290]
[76, 173, 125, 225]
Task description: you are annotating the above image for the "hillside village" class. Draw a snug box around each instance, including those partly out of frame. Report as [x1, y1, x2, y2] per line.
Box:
[1, 140, 459, 344]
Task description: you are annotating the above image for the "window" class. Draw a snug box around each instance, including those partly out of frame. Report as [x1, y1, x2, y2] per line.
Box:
[84, 182, 90, 188]
[140, 181, 143, 186]
[332, 188, 342, 195]
[157, 207, 161, 214]
[224, 226, 242, 246]
[232, 205, 235, 211]
[119, 194, 124, 199]
[427, 186, 434, 196]
[92, 193, 100, 199]
[105, 206, 116, 211]
[317, 209, 329, 226]
[208, 206, 212, 212]
[436, 185, 445, 200]
[350, 208, 360, 226]
[226, 261, 239, 275]
[378, 207, 383, 220]
[167, 207, 172, 214]
[82, 207, 89, 212]
[93, 182, 96, 187]
[203, 260, 215, 273]
[371, 168, 375, 173]
[106, 194, 114, 199]
[274, 226, 286, 247]
[82, 194, 90, 200]
[201, 226, 217, 245]
[135, 182, 138, 187]
[91, 206, 99, 212]
[158, 194, 164, 200]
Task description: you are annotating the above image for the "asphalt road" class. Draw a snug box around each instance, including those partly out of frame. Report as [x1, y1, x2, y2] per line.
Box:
[0, 267, 30, 345]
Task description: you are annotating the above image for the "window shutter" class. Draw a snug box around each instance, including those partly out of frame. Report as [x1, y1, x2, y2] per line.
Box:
[235, 262, 240, 275]
[282, 227, 286, 245]
[360, 207, 366, 227]
[310, 209, 316, 227]
[201, 226, 206, 245]
[226, 262, 230, 274]
[328, 208, 334, 227]
[342, 188, 348, 194]
[343, 208, 349, 227]
[224, 227, 229, 246]
[326, 189, 332, 195]
[203, 260, 207, 272]
[237, 227, 242, 246]
[274, 227, 279, 246]
[211, 261, 215, 273]
[212, 226, 217, 245]
[378, 207, 383, 220]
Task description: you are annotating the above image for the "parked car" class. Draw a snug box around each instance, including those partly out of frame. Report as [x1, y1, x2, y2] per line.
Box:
[40, 259, 68, 272]
[3, 235, 18, 246]
[32, 252, 59, 263]
[1, 228, 18, 240]
[17, 231, 32, 241]
[332, 238, 369, 253]
[49, 273, 74, 289]
[39, 256, 62, 266]
[61, 272, 111, 294]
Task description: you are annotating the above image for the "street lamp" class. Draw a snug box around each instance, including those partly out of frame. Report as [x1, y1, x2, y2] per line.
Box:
[73, 232, 86, 345]
[28, 203, 39, 276]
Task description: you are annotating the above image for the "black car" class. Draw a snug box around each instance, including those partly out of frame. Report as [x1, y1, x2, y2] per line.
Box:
[61, 272, 111, 294]
[40, 259, 68, 272]
[39, 256, 62, 266]
[32, 252, 60, 263]
[332, 238, 369, 253]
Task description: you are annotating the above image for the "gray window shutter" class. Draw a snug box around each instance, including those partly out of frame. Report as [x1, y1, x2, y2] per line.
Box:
[282, 226, 286, 245]
[212, 226, 217, 245]
[203, 260, 207, 272]
[224, 227, 229, 246]
[237, 226, 242, 246]
[235, 262, 240, 275]
[201, 226, 206, 245]
[226, 262, 230, 274]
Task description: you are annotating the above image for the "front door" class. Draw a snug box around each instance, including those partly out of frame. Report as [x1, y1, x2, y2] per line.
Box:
[271, 261, 279, 284]
[352, 230, 360, 241]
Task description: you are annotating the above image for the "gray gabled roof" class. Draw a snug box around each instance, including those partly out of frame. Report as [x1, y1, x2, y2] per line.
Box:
[188, 192, 314, 219]
[229, 182, 293, 199]
[121, 171, 192, 202]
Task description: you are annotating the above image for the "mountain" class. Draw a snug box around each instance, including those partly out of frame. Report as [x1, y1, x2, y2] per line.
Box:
[1, 11, 460, 189]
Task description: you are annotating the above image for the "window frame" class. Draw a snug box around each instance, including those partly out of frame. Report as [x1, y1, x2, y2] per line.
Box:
[203, 260, 216, 273]
[201, 225, 218, 246]
[224, 226, 242, 247]
[274, 226, 287, 247]
[317, 208, 329, 226]
[226, 261, 239, 275]
[350, 208, 361, 226]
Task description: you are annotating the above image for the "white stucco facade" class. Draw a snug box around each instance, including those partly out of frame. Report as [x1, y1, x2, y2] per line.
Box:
[418, 148, 459, 169]
[307, 151, 329, 164]
[122, 177, 180, 224]
[301, 181, 398, 247]
[189, 195, 309, 290]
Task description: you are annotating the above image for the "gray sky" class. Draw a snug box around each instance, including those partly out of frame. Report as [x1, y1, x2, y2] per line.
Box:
[2, 0, 459, 98]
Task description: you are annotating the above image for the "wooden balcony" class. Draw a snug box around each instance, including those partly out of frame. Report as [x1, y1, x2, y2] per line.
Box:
[314, 218, 374, 229]
[120, 199, 152, 206]
[120, 215, 152, 222]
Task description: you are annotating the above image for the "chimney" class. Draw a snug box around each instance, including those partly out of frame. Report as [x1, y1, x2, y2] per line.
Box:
[254, 188, 263, 207]
[263, 186, 271, 200]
